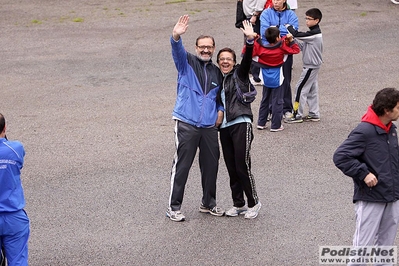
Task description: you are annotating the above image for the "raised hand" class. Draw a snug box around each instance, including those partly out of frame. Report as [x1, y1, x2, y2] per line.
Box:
[172, 15, 189, 41]
[240, 20, 257, 40]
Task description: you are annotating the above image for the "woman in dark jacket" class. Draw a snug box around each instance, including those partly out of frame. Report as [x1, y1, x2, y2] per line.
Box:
[217, 20, 261, 219]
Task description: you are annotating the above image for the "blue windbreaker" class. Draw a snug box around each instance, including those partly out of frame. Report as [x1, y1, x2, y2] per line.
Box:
[260, 7, 298, 44]
[0, 138, 26, 212]
[171, 37, 223, 128]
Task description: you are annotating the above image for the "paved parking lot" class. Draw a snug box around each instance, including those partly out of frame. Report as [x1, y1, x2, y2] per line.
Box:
[1, 0, 399, 265]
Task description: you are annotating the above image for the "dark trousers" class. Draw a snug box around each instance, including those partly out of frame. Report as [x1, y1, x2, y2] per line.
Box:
[220, 122, 258, 208]
[168, 120, 220, 211]
[258, 85, 284, 129]
[246, 18, 261, 81]
[282, 54, 293, 113]
[251, 64, 261, 81]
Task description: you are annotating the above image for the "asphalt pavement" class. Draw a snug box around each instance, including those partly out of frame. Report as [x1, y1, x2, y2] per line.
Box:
[1, 0, 399, 265]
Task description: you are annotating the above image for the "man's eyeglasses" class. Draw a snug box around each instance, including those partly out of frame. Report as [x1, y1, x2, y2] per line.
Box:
[197, 45, 214, 50]
[305, 17, 315, 20]
[218, 57, 234, 62]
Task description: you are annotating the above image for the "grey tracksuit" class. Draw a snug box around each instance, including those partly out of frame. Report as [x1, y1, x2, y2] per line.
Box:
[287, 24, 323, 118]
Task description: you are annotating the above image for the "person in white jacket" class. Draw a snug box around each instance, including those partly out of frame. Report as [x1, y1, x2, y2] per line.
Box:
[242, 0, 266, 84]
[286, 0, 298, 10]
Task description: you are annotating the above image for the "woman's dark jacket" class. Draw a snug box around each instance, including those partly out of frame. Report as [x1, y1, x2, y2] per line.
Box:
[219, 41, 254, 123]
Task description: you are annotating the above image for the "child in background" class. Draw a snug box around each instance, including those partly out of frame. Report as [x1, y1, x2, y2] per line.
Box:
[284, 8, 323, 123]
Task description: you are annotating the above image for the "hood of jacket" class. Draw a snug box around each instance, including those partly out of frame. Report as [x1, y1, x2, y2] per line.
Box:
[361, 105, 392, 133]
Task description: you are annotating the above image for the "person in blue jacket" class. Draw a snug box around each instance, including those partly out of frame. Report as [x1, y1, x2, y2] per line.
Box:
[333, 88, 399, 252]
[259, 0, 298, 118]
[166, 15, 225, 222]
[0, 113, 30, 266]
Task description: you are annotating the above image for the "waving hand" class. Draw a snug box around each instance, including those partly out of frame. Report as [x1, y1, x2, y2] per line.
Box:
[173, 15, 189, 41]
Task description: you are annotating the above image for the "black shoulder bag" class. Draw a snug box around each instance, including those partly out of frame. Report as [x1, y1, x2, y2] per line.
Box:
[232, 71, 257, 104]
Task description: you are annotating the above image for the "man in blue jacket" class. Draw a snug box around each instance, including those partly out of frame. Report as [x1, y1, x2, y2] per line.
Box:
[166, 15, 225, 222]
[0, 113, 30, 265]
[333, 88, 399, 252]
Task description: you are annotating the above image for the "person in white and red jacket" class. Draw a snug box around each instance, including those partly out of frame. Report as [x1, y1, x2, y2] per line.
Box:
[242, 0, 266, 84]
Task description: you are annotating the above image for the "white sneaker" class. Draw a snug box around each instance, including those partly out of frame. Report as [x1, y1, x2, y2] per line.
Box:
[225, 206, 248, 217]
[257, 125, 267, 130]
[166, 208, 185, 222]
[270, 125, 284, 132]
[283, 111, 293, 119]
[244, 202, 262, 219]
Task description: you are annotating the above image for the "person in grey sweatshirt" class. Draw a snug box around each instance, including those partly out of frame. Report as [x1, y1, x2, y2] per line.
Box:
[284, 8, 323, 123]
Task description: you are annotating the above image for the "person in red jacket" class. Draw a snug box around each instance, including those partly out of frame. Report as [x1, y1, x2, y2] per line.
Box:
[264, 0, 272, 9]
[251, 26, 300, 131]
[333, 87, 399, 257]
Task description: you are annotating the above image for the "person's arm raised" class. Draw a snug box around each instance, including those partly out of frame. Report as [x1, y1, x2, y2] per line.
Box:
[172, 15, 189, 41]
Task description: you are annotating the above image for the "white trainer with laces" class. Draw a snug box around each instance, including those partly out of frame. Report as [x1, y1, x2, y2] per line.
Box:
[166, 208, 185, 222]
[225, 206, 248, 217]
[283, 111, 293, 119]
[244, 202, 262, 219]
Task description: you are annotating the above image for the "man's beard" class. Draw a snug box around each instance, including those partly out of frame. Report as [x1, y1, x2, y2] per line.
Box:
[196, 52, 212, 62]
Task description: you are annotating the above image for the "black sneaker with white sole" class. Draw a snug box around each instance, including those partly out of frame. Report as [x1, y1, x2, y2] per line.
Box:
[303, 115, 320, 122]
[199, 204, 225, 216]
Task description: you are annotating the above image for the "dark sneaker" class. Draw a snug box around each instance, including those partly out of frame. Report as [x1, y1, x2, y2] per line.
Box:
[250, 76, 263, 86]
[199, 204, 225, 216]
[166, 208, 185, 222]
[253, 76, 261, 83]
[303, 115, 320, 122]
[284, 116, 303, 124]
